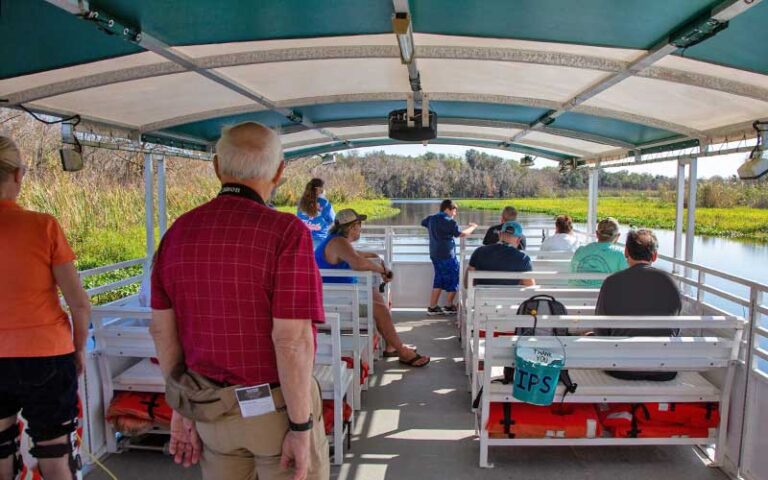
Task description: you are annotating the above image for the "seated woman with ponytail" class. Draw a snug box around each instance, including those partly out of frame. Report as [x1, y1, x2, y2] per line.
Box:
[297, 178, 335, 247]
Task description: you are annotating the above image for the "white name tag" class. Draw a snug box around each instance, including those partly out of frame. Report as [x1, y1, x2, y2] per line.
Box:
[235, 384, 276, 418]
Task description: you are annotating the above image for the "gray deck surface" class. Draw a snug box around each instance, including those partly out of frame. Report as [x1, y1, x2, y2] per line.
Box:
[86, 311, 727, 480]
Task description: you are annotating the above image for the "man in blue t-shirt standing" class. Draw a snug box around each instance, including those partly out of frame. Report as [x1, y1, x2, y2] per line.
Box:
[421, 199, 477, 315]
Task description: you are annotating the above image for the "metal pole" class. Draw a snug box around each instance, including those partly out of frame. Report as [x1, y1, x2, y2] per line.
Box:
[684, 158, 698, 287]
[144, 153, 155, 266]
[587, 168, 599, 235]
[673, 160, 686, 275]
[156, 155, 168, 237]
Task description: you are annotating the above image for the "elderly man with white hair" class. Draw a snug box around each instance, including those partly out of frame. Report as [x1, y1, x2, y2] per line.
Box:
[150, 122, 329, 480]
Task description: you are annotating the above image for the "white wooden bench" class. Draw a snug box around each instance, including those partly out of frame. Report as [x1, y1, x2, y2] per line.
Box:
[478, 314, 745, 468]
[314, 313, 355, 465]
[466, 284, 602, 404]
[322, 283, 372, 410]
[319, 269, 378, 362]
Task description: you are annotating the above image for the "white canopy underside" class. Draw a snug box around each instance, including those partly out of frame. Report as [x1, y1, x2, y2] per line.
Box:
[3, 34, 768, 161]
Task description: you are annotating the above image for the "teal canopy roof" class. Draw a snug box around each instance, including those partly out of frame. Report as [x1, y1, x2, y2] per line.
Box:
[1, 0, 767, 163]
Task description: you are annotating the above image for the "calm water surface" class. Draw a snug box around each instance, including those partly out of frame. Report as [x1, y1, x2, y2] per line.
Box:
[369, 199, 768, 289]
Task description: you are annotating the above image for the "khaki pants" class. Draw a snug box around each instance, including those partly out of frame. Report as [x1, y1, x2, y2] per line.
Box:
[195, 382, 329, 480]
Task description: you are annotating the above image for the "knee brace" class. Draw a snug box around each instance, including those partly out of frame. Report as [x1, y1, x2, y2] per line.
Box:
[28, 421, 81, 480]
[0, 423, 21, 478]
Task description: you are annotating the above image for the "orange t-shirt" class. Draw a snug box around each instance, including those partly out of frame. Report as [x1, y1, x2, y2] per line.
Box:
[0, 200, 77, 357]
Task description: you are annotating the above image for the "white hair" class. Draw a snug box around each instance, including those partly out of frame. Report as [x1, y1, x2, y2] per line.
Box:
[0, 136, 22, 182]
[215, 122, 283, 180]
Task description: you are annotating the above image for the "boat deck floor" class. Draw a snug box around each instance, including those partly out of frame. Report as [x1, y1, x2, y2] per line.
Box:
[86, 311, 727, 480]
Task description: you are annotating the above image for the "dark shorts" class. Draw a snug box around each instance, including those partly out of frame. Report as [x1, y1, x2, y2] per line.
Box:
[431, 257, 460, 292]
[0, 354, 78, 440]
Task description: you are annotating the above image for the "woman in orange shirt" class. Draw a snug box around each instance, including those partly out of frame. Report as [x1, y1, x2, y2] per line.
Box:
[0, 136, 91, 479]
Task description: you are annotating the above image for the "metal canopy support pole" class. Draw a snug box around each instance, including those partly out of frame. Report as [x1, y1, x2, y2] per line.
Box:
[685, 157, 698, 274]
[144, 153, 155, 267]
[587, 168, 599, 235]
[673, 160, 686, 275]
[156, 155, 168, 238]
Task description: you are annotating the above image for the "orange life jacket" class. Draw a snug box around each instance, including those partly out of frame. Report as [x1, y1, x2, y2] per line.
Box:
[485, 403, 601, 439]
[106, 392, 173, 435]
[598, 403, 719, 438]
[341, 356, 370, 385]
[597, 403, 719, 427]
[322, 400, 352, 435]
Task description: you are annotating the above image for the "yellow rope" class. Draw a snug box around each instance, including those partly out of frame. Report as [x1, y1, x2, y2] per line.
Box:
[75, 432, 119, 480]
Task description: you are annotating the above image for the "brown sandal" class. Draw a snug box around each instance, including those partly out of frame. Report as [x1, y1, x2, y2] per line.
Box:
[399, 353, 430, 368]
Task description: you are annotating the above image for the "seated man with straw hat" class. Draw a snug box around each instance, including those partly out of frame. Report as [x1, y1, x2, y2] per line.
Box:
[315, 209, 429, 367]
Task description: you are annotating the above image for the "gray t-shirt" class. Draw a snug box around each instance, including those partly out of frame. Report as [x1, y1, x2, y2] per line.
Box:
[595, 263, 682, 381]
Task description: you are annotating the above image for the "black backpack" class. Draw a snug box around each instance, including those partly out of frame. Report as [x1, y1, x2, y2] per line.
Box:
[503, 295, 577, 394]
[473, 295, 577, 409]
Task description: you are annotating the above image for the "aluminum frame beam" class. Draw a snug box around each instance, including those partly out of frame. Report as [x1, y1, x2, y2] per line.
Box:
[502, 0, 763, 147]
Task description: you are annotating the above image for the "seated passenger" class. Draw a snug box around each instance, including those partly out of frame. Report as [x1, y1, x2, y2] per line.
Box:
[465, 221, 535, 287]
[540, 215, 580, 253]
[595, 229, 681, 381]
[316, 209, 430, 367]
[570, 217, 628, 287]
[483, 206, 527, 250]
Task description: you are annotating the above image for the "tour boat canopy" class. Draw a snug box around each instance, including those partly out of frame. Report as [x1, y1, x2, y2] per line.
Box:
[1, 0, 767, 165]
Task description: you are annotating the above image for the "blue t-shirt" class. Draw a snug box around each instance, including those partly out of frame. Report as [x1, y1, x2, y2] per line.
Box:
[297, 197, 335, 244]
[469, 243, 533, 285]
[421, 212, 461, 259]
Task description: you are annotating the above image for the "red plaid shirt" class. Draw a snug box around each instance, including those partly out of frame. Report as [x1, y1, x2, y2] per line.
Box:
[151, 190, 324, 386]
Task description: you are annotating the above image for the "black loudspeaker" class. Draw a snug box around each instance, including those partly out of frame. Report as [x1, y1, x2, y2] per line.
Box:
[388, 109, 437, 142]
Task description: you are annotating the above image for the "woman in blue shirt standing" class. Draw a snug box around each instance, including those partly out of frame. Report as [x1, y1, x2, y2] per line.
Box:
[297, 178, 335, 247]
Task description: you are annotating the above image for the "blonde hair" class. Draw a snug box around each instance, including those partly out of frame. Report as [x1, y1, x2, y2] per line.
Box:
[0, 136, 22, 182]
[215, 122, 283, 180]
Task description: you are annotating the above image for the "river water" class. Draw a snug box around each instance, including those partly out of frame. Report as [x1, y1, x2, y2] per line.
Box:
[369, 199, 768, 300]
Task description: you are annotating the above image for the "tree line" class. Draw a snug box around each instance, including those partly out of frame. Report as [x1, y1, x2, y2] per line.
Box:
[276, 149, 768, 209]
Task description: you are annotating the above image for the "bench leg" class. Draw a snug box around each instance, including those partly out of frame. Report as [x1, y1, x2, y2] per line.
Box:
[334, 399, 343, 465]
[479, 431, 493, 468]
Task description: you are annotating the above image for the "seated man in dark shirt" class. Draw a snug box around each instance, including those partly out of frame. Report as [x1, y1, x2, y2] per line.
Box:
[466, 221, 535, 287]
[595, 228, 682, 381]
[482, 206, 527, 250]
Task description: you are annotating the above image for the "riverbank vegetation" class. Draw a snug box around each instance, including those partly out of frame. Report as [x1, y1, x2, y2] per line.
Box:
[459, 197, 768, 241]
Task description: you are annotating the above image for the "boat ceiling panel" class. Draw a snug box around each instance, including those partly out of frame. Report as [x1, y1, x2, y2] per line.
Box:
[419, 59, 610, 103]
[583, 77, 768, 132]
[280, 130, 329, 146]
[409, 0, 720, 49]
[0, 52, 168, 99]
[173, 35, 398, 58]
[521, 132, 618, 154]
[654, 56, 768, 92]
[0, 0, 143, 79]
[88, 0, 393, 46]
[680, 1, 768, 74]
[412, 34, 645, 62]
[215, 59, 410, 103]
[30, 72, 253, 128]
[551, 113, 680, 146]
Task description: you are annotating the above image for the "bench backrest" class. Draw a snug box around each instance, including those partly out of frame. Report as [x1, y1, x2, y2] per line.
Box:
[322, 284, 361, 330]
[473, 286, 600, 319]
[484, 315, 745, 371]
